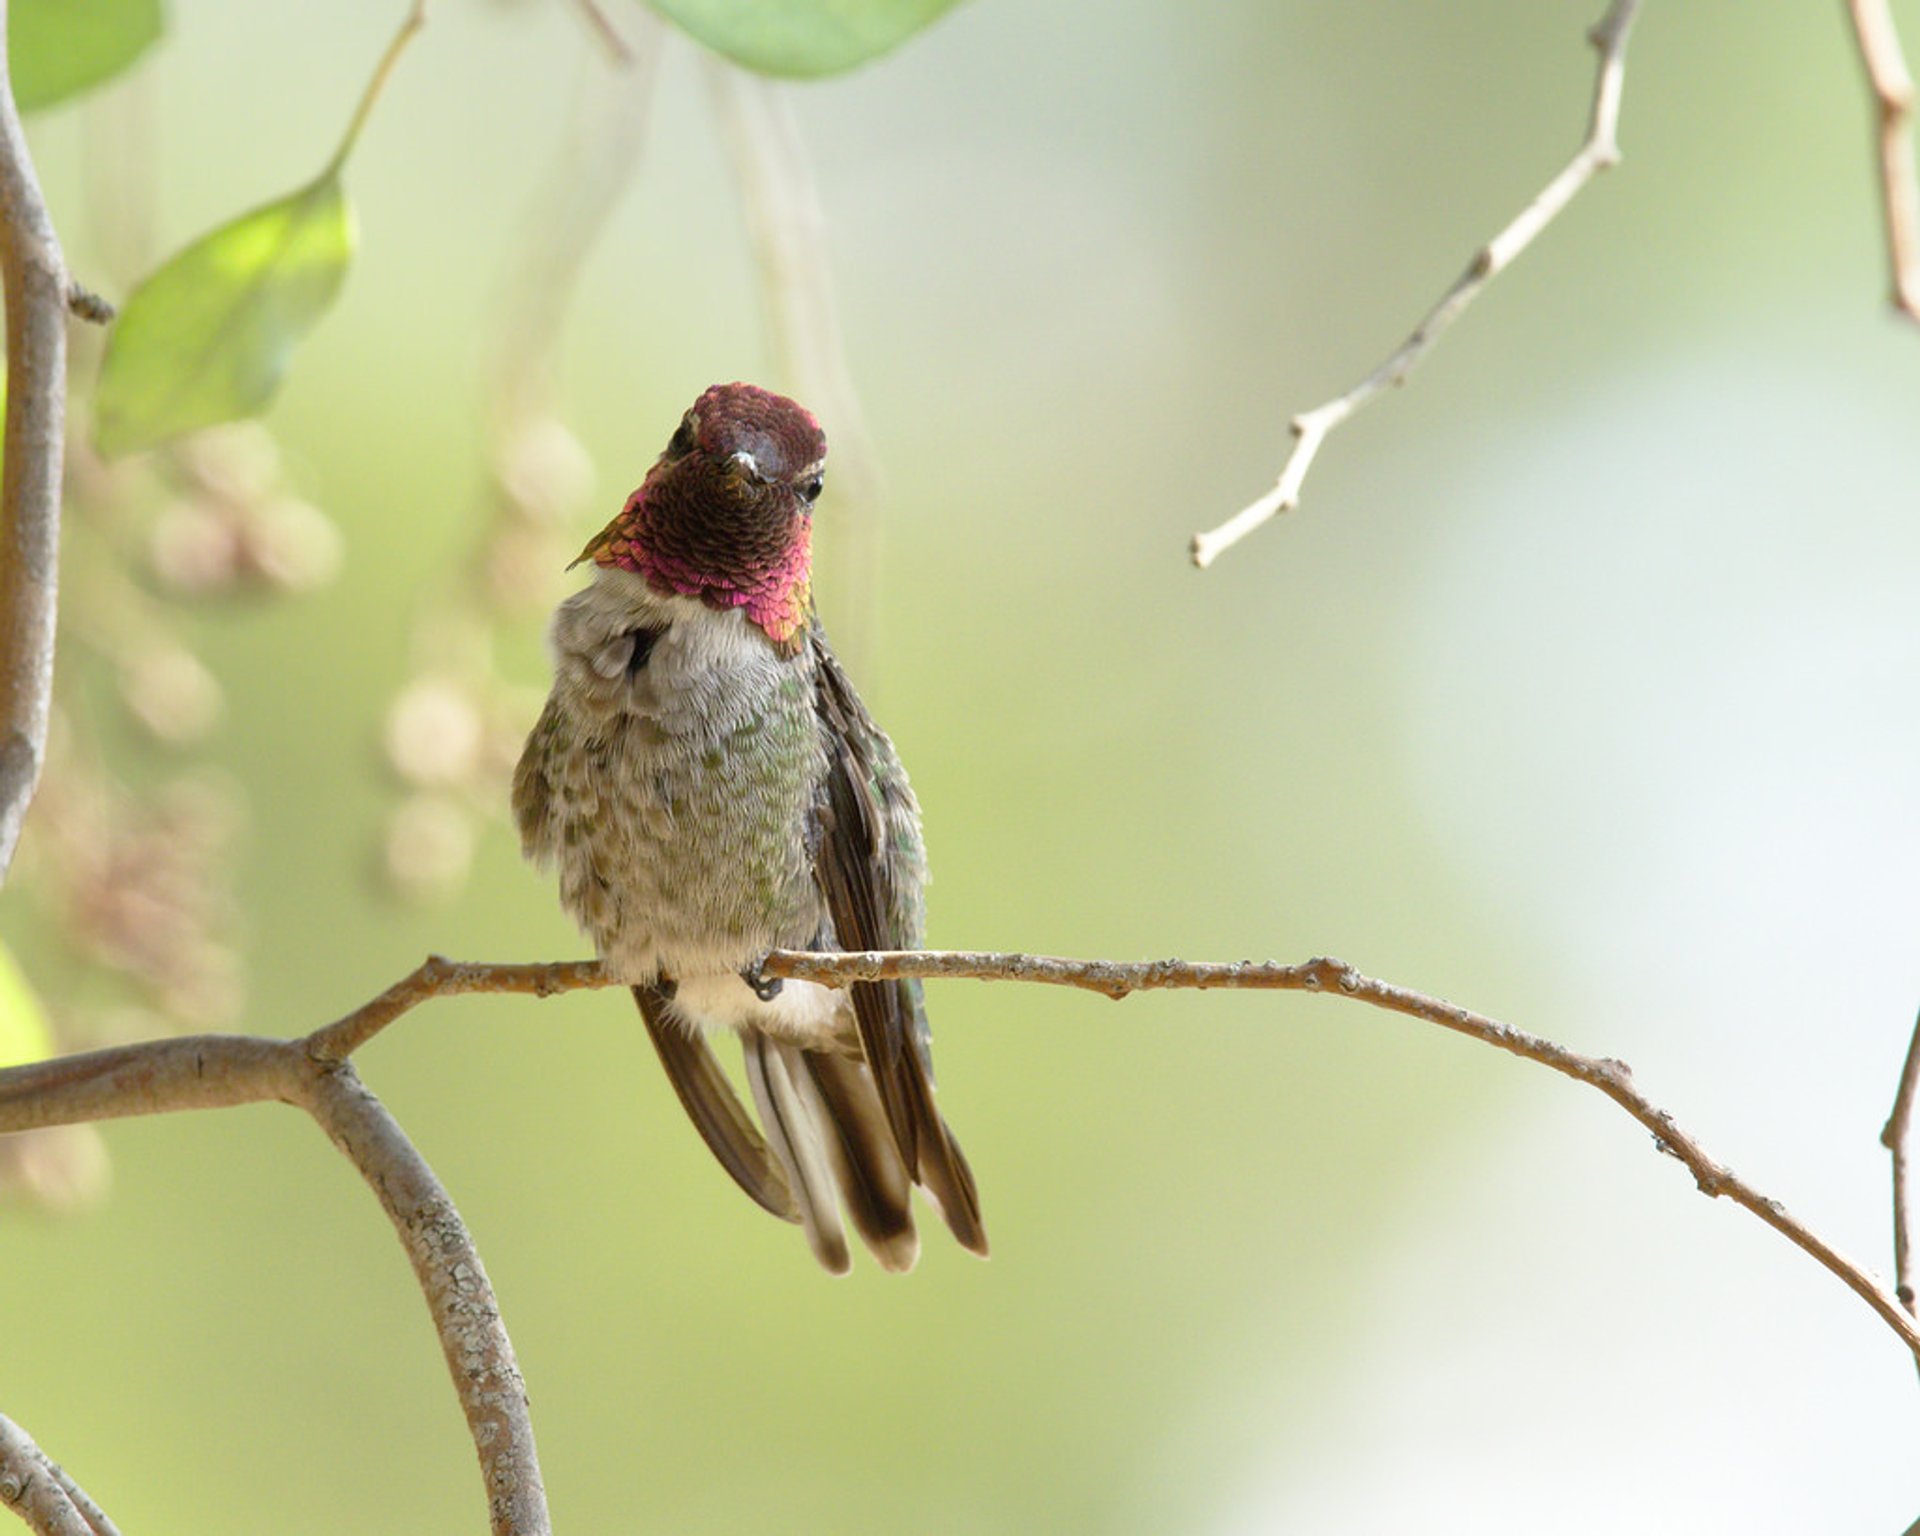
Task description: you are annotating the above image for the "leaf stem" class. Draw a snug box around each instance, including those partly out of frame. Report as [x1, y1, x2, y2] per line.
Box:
[326, 0, 430, 179]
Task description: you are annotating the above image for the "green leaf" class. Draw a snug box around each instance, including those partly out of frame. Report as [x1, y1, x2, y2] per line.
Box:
[645, 0, 962, 77]
[11, 0, 164, 112]
[93, 174, 356, 459]
[0, 938, 53, 1071]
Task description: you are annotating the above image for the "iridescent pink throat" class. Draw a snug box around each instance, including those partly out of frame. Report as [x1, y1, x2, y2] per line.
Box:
[589, 500, 813, 648]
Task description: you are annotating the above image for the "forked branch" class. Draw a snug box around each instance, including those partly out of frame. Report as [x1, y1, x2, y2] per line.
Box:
[0, 995, 555, 1536]
[1189, 0, 1643, 568]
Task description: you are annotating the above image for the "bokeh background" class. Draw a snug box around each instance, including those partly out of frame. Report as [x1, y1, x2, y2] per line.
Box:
[8, 1, 1920, 1530]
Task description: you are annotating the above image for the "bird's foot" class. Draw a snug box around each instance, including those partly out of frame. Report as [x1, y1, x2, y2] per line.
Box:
[740, 959, 784, 1003]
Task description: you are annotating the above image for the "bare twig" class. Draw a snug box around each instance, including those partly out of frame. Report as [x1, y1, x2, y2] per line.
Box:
[0, 1414, 116, 1536]
[1845, 0, 1920, 321]
[1882, 1008, 1920, 1321]
[1189, 0, 1643, 568]
[8, 945, 1913, 1376]
[705, 62, 887, 673]
[307, 954, 614, 1063]
[0, 0, 76, 883]
[325, 0, 430, 178]
[563, 0, 636, 64]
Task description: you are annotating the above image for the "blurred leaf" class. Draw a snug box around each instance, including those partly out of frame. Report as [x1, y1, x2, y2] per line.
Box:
[94, 174, 355, 458]
[645, 0, 962, 77]
[0, 937, 52, 1070]
[11, 0, 164, 112]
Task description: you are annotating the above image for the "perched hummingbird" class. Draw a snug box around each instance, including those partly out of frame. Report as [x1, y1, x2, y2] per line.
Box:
[512, 382, 986, 1274]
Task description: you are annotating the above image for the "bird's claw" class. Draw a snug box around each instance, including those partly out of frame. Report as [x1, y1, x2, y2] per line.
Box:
[741, 961, 784, 1002]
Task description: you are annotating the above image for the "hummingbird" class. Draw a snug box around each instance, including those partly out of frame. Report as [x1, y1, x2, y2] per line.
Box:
[512, 382, 986, 1273]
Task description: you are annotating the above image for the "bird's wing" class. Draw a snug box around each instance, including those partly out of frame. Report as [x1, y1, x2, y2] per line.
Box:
[510, 699, 562, 866]
[809, 628, 986, 1254]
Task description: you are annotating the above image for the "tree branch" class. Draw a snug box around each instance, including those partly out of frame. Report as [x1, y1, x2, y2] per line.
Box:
[0, 1001, 557, 1535]
[1844, 0, 1920, 321]
[1189, 0, 1642, 569]
[0, 1414, 117, 1536]
[298, 1065, 547, 1536]
[0, 0, 76, 882]
[8, 945, 1915, 1385]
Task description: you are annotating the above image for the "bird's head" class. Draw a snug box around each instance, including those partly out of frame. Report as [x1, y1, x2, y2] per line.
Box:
[576, 382, 827, 649]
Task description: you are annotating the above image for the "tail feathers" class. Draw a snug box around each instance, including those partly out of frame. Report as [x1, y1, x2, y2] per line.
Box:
[743, 1033, 852, 1276]
[906, 1069, 989, 1258]
[801, 1050, 919, 1273]
[635, 986, 797, 1222]
[637, 984, 984, 1272]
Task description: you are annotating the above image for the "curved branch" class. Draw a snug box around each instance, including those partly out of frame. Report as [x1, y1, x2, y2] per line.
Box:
[1190, 0, 1642, 568]
[8, 945, 1913, 1377]
[771, 949, 1920, 1357]
[299, 1066, 547, 1536]
[0, 0, 75, 882]
[0, 1022, 554, 1535]
[0, 1414, 116, 1536]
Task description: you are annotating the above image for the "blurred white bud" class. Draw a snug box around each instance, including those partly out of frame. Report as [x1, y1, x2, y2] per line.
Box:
[484, 524, 570, 613]
[0, 1125, 112, 1214]
[245, 497, 343, 592]
[386, 680, 486, 788]
[122, 647, 223, 744]
[385, 794, 475, 902]
[150, 499, 244, 596]
[496, 417, 596, 526]
[178, 422, 282, 507]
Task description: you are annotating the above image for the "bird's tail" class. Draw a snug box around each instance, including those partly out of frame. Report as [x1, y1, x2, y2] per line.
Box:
[635, 985, 985, 1273]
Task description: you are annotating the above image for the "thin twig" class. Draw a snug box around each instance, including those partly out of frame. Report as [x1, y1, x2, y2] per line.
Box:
[324, 0, 430, 179]
[0, 0, 75, 882]
[308, 954, 614, 1064]
[1844, 0, 1920, 321]
[6, 945, 1914, 1374]
[563, 0, 635, 65]
[1189, 0, 1643, 568]
[705, 62, 887, 673]
[0, 1414, 113, 1536]
[1883, 1008, 1920, 1322]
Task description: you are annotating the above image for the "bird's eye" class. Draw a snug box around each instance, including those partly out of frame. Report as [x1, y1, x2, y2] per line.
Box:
[666, 414, 696, 457]
[799, 474, 824, 505]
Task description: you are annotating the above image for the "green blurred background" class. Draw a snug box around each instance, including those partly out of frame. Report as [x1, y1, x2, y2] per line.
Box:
[9, 0, 1920, 1530]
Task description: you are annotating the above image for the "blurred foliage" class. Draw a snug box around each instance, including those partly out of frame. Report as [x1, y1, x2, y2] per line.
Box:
[94, 175, 356, 457]
[0, 937, 51, 1068]
[645, 0, 964, 77]
[5, 1, 1920, 1534]
[9, 0, 162, 112]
